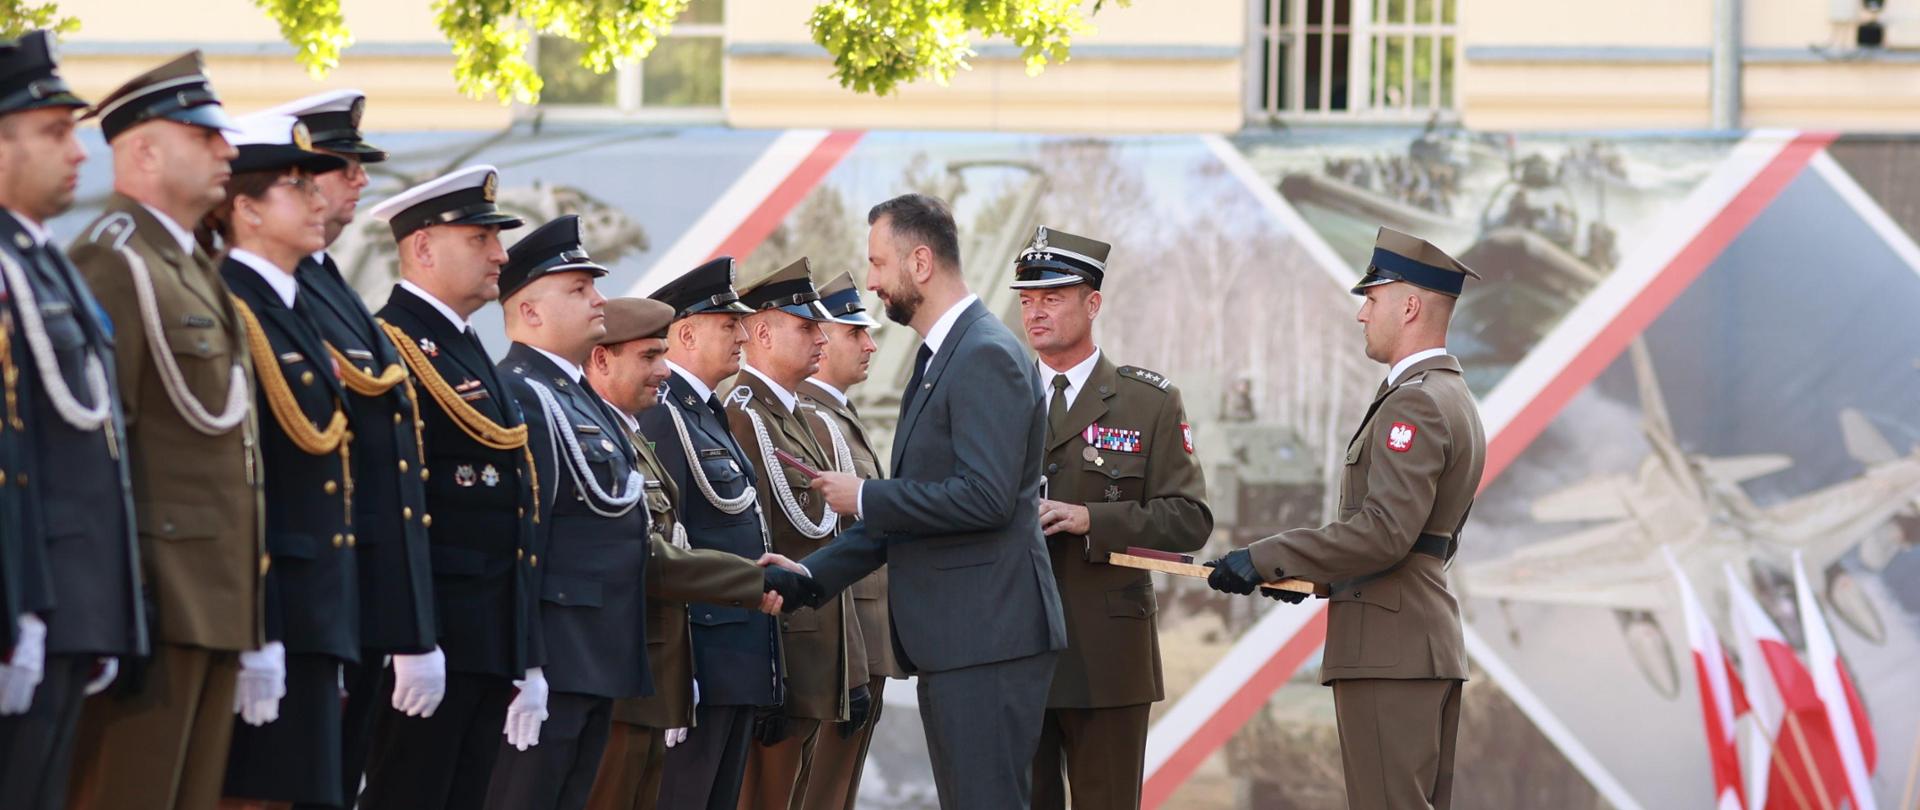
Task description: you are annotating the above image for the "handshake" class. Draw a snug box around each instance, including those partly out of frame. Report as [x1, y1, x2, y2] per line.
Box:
[756, 553, 826, 614]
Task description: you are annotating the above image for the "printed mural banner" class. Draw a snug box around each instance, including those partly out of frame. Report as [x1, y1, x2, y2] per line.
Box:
[51, 124, 1920, 809]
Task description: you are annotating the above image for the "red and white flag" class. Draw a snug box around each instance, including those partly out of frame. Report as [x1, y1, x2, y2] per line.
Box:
[1725, 566, 1852, 810]
[1791, 553, 1878, 810]
[1664, 549, 1745, 810]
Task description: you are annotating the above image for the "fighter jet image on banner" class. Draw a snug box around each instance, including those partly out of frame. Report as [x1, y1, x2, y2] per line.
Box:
[1460, 338, 1920, 698]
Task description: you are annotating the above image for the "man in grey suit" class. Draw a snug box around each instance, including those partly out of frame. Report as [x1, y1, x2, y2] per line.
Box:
[781, 193, 1067, 810]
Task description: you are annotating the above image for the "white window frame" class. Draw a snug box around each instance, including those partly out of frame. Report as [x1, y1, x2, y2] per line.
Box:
[1245, 0, 1459, 123]
[523, 15, 727, 124]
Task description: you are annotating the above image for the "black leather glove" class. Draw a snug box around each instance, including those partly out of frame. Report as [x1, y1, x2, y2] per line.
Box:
[1262, 585, 1310, 604]
[763, 567, 825, 614]
[1204, 548, 1264, 596]
[751, 704, 791, 746]
[837, 683, 872, 739]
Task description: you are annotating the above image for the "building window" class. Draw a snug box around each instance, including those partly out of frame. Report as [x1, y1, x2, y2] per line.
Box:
[534, 0, 724, 118]
[1249, 0, 1456, 120]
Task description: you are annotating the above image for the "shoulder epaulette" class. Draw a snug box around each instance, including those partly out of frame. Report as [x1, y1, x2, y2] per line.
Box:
[85, 212, 136, 250]
[1118, 365, 1171, 391]
[725, 384, 753, 410]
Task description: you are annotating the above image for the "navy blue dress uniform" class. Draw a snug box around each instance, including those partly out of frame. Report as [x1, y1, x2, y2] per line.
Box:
[267, 90, 434, 810]
[0, 31, 146, 810]
[485, 216, 654, 810]
[65, 51, 269, 810]
[359, 166, 541, 810]
[636, 257, 782, 810]
[210, 116, 362, 806]
[1011, 228, 1214, 810]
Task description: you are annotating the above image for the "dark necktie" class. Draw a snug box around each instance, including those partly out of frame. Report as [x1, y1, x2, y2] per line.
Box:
[707, 393, 727, 419]
[899, 344, 934, 419]
[1048, 373, 1071, 441]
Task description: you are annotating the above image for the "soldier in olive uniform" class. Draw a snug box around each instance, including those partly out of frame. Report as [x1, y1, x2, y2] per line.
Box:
[63, 52, 268, 810]
[582, 297, 805, 810]
[0, 31, 145, 810]
[1207, 227, 1485, 810]
[360, 166, 541, 810]
[261, 90, 441, 810]
[726, 258, 864, 810]
[208, 114, 359, 807]
[792, 269, 898, 810]
[1011, 227, 1212, 810]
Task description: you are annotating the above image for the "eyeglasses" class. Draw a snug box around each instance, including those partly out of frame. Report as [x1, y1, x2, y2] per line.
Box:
[269, 175, 322, 197]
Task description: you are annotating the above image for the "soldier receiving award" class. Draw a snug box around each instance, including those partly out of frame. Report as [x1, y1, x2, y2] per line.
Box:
[1012, 226, 1213, 810]
[1206, 227, 1485, 810]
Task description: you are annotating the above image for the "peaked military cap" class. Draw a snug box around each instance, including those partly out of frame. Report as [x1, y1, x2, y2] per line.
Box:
[227, 113, 345, 176]
[367, 164, 524, 241]
[1352, 227, 1481, 297]
[84, 50, 238, 141]
[0, 30, 86, 115]
[738, 258, 833, 322]
[500, 214, 608, 301]
[648, 256, 753, 319]
[257, 89, 386, 162]
[812, 269, 877, 328]
[1011, 226, 1109, 290]
[599, 297, 677, 345]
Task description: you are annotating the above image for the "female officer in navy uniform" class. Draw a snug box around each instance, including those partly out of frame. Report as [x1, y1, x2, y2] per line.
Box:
[202, 113, 359, 809]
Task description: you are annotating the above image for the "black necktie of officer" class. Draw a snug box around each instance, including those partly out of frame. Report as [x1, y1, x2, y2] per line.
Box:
[1047, 373, 1071, 440]
[899, 344, 934, 419]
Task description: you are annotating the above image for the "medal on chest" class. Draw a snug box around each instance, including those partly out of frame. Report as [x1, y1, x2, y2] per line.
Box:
[1086, 423, 1141, 454]
[454, 464, 477, 487]
[418, 337, 438, 358]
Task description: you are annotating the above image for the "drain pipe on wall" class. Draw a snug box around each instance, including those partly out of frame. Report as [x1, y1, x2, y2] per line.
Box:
[1711, 0, 1743, 129]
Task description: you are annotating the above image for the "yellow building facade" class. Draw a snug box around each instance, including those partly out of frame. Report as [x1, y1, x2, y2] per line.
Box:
[45, 0, 1920, 132]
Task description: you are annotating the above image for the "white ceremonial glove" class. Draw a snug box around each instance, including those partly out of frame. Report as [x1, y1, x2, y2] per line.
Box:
[504, 666, 550, 751]
[0, 614, 47, 715]
[390, 646, 448, 718]
[233, 641, 287, 726]
[83, 657, 119, 696]
[666, 727, 689, 748]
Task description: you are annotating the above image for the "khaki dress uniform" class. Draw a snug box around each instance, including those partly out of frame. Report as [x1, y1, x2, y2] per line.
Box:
[726, 258, 859, 810]
[64, 53, 267, 810]
[1245, 227, 1485, 810]
[1008, 227, 1213, 810]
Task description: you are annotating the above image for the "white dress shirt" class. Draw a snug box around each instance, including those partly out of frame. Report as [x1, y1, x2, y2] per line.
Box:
[1387, 347, 1449, 386]
[228, 248, 299, 308]
[805, 378, 849, 408]
[666, 359, 717, 404]
[7, 210, 50, 247]
[1038, 347, 1102, 415]
[140, 204, 198, 257]
[399, 279, 473, 333]
[530, 346, 585, 383]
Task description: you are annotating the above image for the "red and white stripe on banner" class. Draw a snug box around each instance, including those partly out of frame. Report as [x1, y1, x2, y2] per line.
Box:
[624, 129, 864, 297]
[1145, 130, 1836, 808]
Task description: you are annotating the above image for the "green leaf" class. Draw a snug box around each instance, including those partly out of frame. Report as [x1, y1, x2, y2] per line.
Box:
[252, 0, 353, 78]
[0, 0, 80, 39]
[808, 0, 1127, 96]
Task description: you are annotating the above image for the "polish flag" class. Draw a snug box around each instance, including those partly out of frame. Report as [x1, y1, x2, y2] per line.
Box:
[1724, 566, 1851, 810]
[1664, 550, 1744, 810]
[1791, 553, 1878, 810]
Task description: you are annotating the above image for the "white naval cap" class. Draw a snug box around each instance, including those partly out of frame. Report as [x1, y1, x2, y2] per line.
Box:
[226, 112, 344, 175]
[366, 165, 524, 241]
[255, 89, 386, 161]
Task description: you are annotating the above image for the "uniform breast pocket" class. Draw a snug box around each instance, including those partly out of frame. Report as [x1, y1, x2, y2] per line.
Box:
[698, 454, 748, 494]
[39, 305, 86, 351]
[1340, 440, 1366, 512]
[1085, 453, 1148, 501]
[163, 321, 230, 365]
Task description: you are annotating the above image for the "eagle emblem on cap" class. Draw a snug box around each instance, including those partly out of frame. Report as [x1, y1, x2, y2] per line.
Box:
[291, 121, 313, 152]
[1032, 227, 1049, 251]
[482, 171, 499, 203]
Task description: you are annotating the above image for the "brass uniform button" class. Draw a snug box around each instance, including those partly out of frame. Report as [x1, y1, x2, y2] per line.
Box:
[403, 507, 413, 520]
[518, 507, 525, 518]
[421, 514, 432, 528]
[0, 470, 7, 486]
[324, 480, 338, 495]
[393, 412, 402, 425]
[399, 460, 409, 473]
[421, 468, 430, 482]
[332, 534, 344, 548]
[517, 548, 524, 561]
[347, 534, 357, 548]
[260, 555, 272, 576]
[301, 371, 315, 385]
[530, 554, 538, 567]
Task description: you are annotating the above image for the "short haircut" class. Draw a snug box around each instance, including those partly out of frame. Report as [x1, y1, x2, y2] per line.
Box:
[868, 193, 960, 271]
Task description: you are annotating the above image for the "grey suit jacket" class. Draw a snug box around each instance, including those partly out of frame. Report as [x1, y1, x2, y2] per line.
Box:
[802, 299, 1066, 673]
